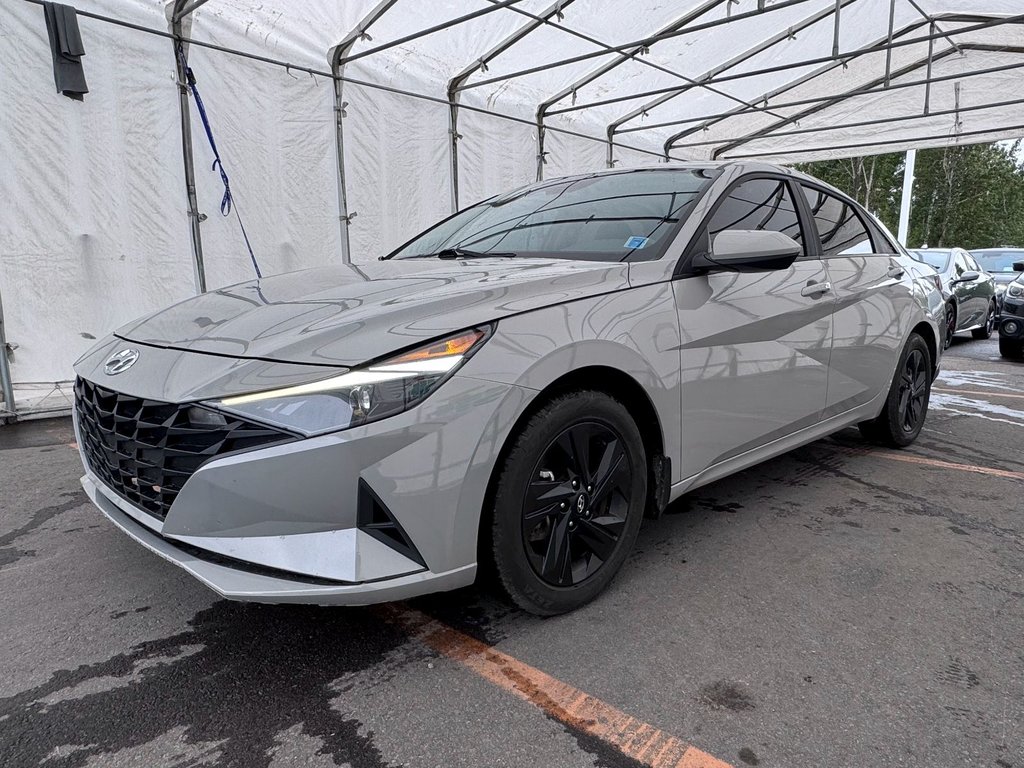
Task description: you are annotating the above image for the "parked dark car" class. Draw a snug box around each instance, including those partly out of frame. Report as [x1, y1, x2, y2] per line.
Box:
[998, 261, 1024, 360]
[971, 248, 1024, 304]
[910, 248, 997, 347]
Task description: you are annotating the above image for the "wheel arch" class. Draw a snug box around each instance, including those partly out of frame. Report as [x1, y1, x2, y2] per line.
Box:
[912, 320, 939, 376]
[475, 366, 667, 569]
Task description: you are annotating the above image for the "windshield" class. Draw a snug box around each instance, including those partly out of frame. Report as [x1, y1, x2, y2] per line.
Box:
[911, 250, 950, 271]
[387, 169, 719, 263]
[972, 250, 1024, 274]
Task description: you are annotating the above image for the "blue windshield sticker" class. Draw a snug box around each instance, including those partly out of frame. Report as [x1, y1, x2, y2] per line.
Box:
[624, 236, 649, 249]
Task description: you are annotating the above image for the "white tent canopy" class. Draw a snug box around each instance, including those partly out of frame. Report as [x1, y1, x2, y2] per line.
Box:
[2, 0, 1023, 416]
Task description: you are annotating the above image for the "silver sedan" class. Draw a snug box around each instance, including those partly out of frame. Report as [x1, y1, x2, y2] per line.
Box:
[74, 162, 944, 615]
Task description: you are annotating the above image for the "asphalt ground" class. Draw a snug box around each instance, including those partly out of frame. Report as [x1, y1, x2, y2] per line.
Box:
[2, 336, 1023, 768]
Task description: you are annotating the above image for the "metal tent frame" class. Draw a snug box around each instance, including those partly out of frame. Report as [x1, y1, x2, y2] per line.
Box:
[4, 0, 1023, 420]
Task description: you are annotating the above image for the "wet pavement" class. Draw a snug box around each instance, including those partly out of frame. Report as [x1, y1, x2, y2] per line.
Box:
[1, 337, 1022, 768]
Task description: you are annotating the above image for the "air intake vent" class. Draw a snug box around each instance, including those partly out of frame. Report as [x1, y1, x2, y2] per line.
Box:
[357, 479, 426, 567]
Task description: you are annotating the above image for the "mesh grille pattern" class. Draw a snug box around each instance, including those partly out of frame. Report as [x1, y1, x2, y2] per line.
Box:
[75, 378, 294, 520]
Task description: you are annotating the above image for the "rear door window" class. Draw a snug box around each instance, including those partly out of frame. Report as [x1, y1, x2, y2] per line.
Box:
[801, 186, 874, 256]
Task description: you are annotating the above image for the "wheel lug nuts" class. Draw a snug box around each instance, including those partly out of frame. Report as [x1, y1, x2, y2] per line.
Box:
[560, 502, 567, 509]
[586, 485, 592, 492]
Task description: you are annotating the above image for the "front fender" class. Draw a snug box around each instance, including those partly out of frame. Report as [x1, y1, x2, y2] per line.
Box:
[459, 282, 681, 479]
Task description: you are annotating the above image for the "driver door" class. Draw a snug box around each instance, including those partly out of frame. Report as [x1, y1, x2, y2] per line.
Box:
[673, 176, 832, 479]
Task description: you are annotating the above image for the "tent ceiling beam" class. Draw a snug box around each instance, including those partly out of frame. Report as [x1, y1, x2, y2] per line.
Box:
[172, 0, 213, 23]
[604, 0, 861, 141]
[622, 14, 1022, 147]
[459, 0, 819, 94]
[580, 12, 1018, 121]
[339, 0, 526, 65]
[680, 44, 1024, 153]
[529, 0, 740, 180]
[711, 42, 1024, 158]
[723, 120, 1024, 160]
[663, 95, 1024, 151]
[905, 0, 962, 54]
[447, 0, 577, 209]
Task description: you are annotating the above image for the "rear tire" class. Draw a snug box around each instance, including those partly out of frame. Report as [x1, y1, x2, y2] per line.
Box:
[1000, 336, 1023, 360]
[972, 301, 996, 340]
[858, 332, 932, 448]
[487, 391, 646, 616]
[943, 302, 956, 349]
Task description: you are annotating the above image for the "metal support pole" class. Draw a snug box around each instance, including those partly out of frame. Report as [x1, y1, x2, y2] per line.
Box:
[536, 122, 546, 181]
[329, 0, 399, 262]
[448, 100, 461, 212]
[331, 73, 354, 263]
[170, 6, 207, 293]
[924, 21, 935, 114]
[832, 0, 841, 57]
[606, 125, 615, 169]
[884, 0, 896, 87]
[897, 149, 916, 246]
[0, 285, 16, 421]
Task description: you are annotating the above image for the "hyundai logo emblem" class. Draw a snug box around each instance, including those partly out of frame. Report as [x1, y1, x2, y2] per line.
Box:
[104, 348, 140, 375]
[576, 494, 588, 514]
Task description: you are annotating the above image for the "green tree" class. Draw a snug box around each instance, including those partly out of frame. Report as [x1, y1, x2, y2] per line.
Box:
[796, 141, 1024, 249]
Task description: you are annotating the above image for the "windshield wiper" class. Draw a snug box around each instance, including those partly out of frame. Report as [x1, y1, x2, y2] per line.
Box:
[434, 247, 518, 259]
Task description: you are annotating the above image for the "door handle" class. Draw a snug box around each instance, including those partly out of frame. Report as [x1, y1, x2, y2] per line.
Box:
[801, 280, 832, 297]
[887, 265, 905, 278]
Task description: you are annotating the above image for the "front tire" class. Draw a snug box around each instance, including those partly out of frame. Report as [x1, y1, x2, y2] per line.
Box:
[858, 332, 932, 448]
[972, 301, 996, 340]
[487, 391, 647, 616]
[1000, 336, 1023, 360]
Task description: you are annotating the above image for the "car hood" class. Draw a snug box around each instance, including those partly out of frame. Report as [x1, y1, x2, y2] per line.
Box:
[116, 258, 631, 366]
[993, 272, 1021, 285]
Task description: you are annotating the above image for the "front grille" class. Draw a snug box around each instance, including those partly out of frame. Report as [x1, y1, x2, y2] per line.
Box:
[75, 378, 295, 521]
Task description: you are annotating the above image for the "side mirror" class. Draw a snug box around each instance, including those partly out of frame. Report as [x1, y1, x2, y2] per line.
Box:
[951, 270, 980, 284]
[693, 230, 801, 271]
[1013, 261, 1024, 272]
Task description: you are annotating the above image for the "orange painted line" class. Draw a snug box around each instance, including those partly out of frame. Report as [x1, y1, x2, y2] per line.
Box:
[837, 446, 1024, 482]
[934, 387, 1024, 400]
[378, 605, 732, 768]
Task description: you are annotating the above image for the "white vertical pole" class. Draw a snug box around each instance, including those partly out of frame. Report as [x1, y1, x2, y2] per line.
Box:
[897, 148, 916, 246]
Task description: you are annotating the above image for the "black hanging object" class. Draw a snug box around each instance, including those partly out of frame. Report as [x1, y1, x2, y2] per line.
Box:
[43, 2, 88, 100]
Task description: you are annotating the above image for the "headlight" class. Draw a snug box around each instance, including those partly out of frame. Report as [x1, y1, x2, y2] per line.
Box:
[1007, 283, 1024, 299]
[207, 327, 491, 435]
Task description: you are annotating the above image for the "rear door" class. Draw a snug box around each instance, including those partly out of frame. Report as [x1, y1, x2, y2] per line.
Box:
[962, 251, 995, 322]
[951, 250, 981, 329]
[673, 176, 832, 478]
[800, 184, 916, 418]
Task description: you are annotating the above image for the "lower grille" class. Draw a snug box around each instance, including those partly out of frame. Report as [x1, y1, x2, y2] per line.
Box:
[1003, 302, 1020, 316]
[75, 378, 295, 520]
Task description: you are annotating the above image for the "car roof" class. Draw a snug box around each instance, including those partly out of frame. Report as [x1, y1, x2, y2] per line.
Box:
[536, 160, 855, 203]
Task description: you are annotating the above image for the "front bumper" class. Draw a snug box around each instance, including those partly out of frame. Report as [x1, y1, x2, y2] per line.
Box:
[75, 371, 532, 604]
[83, 473, 475, 604]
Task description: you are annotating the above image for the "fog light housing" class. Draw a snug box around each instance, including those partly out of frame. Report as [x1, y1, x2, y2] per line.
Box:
[1004, 320, 1020, 335]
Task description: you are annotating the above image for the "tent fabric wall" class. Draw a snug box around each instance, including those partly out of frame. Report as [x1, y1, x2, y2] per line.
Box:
[2, 0, 1023, 414]
[1, 0, 192, 390]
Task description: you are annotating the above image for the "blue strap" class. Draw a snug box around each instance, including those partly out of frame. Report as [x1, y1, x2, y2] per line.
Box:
[176, 42, 262, 279]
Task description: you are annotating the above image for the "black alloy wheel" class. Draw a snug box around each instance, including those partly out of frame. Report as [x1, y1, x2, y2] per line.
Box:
[858, 332, 931, 447]
[972, 301, 996, 340]
[897, 348, 929, 435]
[522, 421, 631, 587]
[487, 390, 646, 615]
